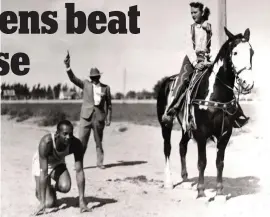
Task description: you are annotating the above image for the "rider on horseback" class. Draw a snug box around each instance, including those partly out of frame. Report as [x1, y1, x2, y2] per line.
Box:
[162, 2, 249, 128]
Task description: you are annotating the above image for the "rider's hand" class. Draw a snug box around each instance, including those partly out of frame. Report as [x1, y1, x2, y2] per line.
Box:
[204, 61, 213, 67]
[195, 62, 205, 71]
[64, 50, 70, 68]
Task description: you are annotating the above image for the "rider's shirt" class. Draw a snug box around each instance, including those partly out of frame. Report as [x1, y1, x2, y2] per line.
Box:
[186, 21, 213, 66]
[194, 23, 210, 53]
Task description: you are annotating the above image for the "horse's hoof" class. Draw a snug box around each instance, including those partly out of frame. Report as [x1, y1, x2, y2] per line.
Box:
[196, 194, 209, 204]
[164, 181, 174, 189]
[208, 195, 227, 207]
[181, 173, 188, 181]
[197, 191, 206, 199]
[214, 195, 227, 204]
[180, 182, 193, 190]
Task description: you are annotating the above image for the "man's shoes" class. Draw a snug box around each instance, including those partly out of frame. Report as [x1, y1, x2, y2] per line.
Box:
[233, 116, 250, 128]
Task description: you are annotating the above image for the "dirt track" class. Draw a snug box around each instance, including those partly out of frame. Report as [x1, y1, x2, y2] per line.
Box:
[1, 115, 270, 217]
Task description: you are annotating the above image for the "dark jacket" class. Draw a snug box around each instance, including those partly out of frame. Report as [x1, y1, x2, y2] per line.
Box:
[67, 69, 112, 122]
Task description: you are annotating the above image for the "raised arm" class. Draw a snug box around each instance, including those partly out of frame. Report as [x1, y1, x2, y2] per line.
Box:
[33, 135, 51, 215]
[39, 136, 52, 208]
[66, 68, 84, 89]
[64, 51, 84, 89]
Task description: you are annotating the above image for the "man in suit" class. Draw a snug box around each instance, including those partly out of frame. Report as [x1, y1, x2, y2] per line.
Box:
[64, 51, 112, 169]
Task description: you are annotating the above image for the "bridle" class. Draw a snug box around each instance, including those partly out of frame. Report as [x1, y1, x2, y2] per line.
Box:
[229, 39, 255, 95]
[230, 62, 254, 95]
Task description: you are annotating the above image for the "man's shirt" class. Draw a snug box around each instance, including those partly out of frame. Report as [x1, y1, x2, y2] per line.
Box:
[93, 83, 102, 106]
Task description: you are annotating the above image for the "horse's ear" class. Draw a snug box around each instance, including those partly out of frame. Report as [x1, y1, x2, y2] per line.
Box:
[244, 28, 250, 41]
[224, 27, 234, 39]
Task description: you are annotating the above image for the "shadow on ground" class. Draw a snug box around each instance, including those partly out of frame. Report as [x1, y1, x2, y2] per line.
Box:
[84, 160, 147, 170]
[174, 176, 260, 199]
[56, 196, 117, 210]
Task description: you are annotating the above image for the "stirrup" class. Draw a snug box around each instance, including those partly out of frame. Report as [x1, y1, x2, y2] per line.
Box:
[233, 117, 250, 128]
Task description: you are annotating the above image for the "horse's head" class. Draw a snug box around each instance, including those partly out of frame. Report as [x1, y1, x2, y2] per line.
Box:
[225, 27, 255, 94]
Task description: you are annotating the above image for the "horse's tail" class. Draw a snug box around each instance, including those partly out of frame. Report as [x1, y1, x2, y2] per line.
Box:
[156, 75, 177, 124]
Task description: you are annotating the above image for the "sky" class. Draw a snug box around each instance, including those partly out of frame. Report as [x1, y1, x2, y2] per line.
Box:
[1, 0, 270, 94]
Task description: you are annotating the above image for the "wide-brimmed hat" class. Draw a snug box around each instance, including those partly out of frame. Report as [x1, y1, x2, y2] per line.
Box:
[89, 68, 102, 77]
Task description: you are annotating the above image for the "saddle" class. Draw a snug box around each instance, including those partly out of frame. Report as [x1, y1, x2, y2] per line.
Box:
[167, 68, 208, 132]
[182, 69, 207, 131]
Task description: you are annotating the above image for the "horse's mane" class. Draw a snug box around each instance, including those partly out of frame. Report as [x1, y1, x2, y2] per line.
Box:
[213, 33, 244, 63]
[195, 33, 244, 99]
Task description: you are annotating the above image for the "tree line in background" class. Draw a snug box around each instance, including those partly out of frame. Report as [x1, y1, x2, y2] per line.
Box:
[1, 77, 169, 100]
[1, 82, 70, 100]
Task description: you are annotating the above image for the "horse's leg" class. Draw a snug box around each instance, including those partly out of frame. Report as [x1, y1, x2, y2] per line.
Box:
[162, 124, 173, 189]
[179, 130, 190, 181]
[194, 134, 207, 198]
[216, 129, 232, 196]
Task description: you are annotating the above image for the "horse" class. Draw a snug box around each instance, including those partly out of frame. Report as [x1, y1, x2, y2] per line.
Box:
[157, 27, 254, 199]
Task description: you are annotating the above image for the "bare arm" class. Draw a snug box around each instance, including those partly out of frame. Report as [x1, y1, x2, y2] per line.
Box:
[72, 138, 91, 212]
[64, 51, 84, 89]
[75, 160, 85, 203]
[38, 136, 52, 207]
